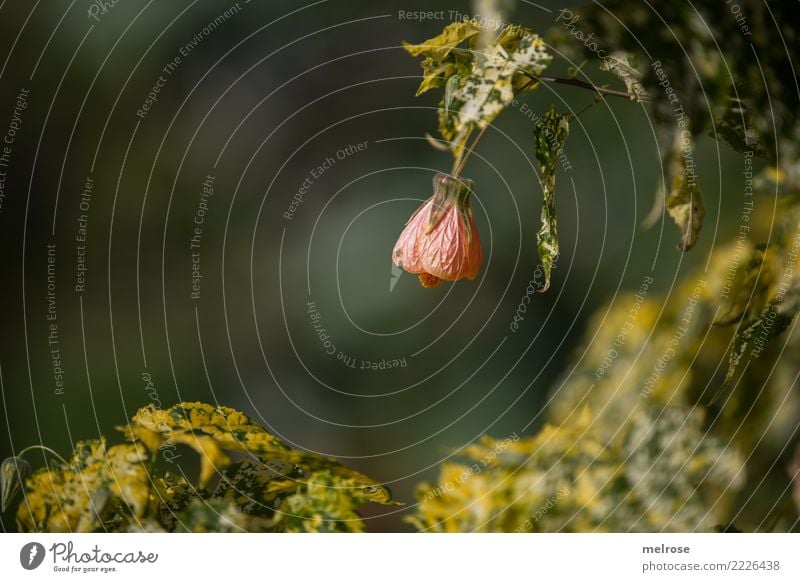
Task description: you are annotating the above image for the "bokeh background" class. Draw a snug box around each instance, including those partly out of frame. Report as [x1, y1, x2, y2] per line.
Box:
[0, 0, 752, 531]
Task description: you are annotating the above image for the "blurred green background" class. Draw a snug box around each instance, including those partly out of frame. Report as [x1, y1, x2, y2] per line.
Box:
[0, 0, 749, 531]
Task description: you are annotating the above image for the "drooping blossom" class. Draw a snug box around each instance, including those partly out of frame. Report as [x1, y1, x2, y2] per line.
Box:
[392, 173, 483, 288]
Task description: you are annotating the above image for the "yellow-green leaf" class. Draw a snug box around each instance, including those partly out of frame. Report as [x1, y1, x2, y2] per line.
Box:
[402, 21, 480, 61]
[443, 30, 551, 147]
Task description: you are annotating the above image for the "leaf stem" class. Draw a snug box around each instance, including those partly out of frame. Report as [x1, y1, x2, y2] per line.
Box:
[18, 445, 67, 465]
[570, 96, 603, 120]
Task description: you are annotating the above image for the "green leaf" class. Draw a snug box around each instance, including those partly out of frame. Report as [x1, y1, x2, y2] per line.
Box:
[533, 106, 570, 292]
[176, 497, 272, 532]
[214, 459, 296, 517]
[277, 471, 366, 532]
[714, 243, 767, 326]
[442, 30, 551, 148]
[720, 246, 800, 395]
[415, 58, 461, 97]
[724, 299, 799, 386]
[712, 101, 768, 159]
[664, 133, 705, 251]
[404, 22, 479, 97]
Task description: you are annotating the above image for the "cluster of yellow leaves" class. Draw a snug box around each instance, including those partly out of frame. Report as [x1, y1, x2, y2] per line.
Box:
[16, 402, 396, 532]
[19, 439, 152, 532]
[413, 191, 800, 531]
[411, 240, 793, 532]
[411, 403, 742, 532]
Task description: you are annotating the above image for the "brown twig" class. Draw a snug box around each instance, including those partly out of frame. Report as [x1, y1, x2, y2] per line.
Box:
[532, 73, 648, 101]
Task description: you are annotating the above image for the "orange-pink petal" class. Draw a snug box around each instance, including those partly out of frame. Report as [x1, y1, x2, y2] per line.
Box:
[391, 174, 483, 286]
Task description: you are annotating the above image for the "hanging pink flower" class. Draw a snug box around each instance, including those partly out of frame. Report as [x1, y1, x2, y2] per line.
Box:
[392, 173, 483, 288]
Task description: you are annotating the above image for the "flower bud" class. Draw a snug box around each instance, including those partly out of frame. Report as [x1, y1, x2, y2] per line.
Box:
[1, 456, 31, 512]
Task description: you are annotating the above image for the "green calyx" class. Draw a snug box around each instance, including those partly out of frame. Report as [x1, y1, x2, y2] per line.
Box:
[426, 173, 475, 238]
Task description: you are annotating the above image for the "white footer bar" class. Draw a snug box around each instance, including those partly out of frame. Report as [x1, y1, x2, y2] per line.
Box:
[1, 533, 797, 581]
